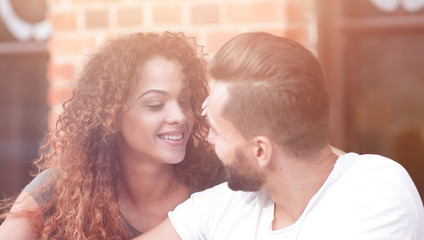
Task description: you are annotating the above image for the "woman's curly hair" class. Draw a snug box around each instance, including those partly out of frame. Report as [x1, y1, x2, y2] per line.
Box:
[3, 32, 219, 239]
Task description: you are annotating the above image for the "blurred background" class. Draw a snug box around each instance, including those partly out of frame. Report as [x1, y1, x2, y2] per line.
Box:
[1, 0, 423, 201]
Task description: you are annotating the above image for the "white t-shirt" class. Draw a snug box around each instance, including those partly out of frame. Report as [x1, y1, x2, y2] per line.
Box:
[169, 153, 424, 240]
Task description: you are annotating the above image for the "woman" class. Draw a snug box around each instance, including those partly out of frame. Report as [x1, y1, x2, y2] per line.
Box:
[0, 31, 224, 239]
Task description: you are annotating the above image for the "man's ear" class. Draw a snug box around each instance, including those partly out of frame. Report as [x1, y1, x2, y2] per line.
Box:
[252, 136, 272, 169]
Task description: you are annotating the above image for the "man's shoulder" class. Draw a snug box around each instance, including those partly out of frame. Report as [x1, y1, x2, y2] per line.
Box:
[191, 182, 264, 205]
[325, 153, 424, 239]
[193, 182, 250, 196]
[337, 153, 409, 179]
[335, 153, 422, 205]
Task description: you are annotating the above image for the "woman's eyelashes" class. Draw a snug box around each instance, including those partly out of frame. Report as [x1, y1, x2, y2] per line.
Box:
[146, 101, 164, 111]
[144, 99, 190, 112]
[142, 92, 192, 112]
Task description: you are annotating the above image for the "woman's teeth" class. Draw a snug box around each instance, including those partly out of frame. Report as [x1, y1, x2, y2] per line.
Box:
[159, 134, 183, 140]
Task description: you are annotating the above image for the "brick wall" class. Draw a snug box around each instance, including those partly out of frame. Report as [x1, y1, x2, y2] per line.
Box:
[47, 0, 317, 129]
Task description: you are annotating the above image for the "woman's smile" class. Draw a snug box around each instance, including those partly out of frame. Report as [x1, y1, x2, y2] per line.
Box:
[157, 130, 186, 147]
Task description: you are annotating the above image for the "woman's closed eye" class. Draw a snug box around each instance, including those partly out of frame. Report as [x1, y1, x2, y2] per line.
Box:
[146, 101, 164, 110]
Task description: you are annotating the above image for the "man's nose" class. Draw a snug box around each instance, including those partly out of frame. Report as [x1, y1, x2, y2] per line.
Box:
[207, 129, 216, 145]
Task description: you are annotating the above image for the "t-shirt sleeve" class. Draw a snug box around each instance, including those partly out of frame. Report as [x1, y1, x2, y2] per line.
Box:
[23, 169, 55, 207]
[168, 183, 228, 240]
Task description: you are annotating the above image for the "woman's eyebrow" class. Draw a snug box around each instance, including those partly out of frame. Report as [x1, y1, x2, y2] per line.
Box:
[137, 89, 167, 99]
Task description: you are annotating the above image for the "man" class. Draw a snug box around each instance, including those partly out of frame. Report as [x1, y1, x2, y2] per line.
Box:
[136, 32, 424, 239]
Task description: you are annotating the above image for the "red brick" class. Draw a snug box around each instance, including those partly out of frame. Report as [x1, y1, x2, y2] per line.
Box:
[117, 7, 143, 27]
[227, 1, 280, 23]
[191, 4, 219, 24]
[103, 32, 125, 43]
[86, 9, 109, 29]
[50, 11, 77, 31]
[286, 1, 311, 22]
[153, 5, 182, 24]
[49, 36, 97, 56]
[48, 63, 75, 82]
[71, 0, 119, 3]
[206, 31, 239, 53]
[284, 27, 309, 46]
[47, 85, 73, 107]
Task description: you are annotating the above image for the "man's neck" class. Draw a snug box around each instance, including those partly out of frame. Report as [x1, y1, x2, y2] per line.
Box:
[264, 145, 338, 230]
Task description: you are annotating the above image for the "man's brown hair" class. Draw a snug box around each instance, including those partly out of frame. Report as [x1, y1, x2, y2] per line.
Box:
[209, 32, 330, 158]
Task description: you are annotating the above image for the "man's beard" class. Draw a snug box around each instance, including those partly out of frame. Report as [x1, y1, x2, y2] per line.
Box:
[225, 148, 265, 192]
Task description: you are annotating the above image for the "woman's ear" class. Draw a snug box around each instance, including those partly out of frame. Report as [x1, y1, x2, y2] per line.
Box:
[252, 136, 272, 169]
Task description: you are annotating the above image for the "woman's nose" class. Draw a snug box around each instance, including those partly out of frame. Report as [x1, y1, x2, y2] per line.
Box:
[166, 102, 188, 125]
